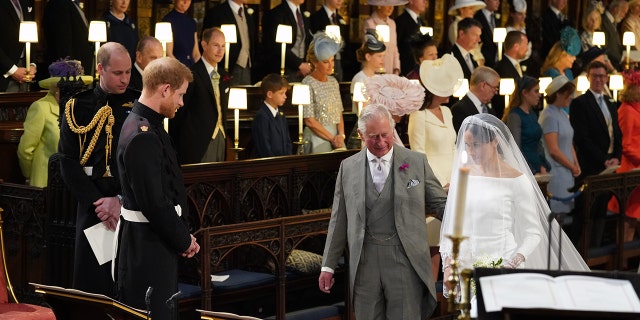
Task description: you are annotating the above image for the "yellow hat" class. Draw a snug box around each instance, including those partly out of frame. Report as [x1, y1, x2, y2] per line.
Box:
[39, 59, 93, 89]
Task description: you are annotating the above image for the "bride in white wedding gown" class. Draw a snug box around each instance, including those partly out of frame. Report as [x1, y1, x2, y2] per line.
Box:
[440, 114, 589, 296]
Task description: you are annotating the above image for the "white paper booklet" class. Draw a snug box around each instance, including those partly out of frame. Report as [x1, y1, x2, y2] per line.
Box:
[480, 273, 640, 313]
[83, 222, 115, 265]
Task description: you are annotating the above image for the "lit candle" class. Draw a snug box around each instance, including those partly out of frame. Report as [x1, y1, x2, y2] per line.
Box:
[453, 152, 470, 237]
[234, 108, 240, 145]
[225, 42, 231, 71]
[298, 104, 304, 136]
[25, 42, 30, 74]
[281, 43, 286, 75]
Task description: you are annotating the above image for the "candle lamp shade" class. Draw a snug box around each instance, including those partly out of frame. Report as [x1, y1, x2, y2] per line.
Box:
[499, 78, 515, 96]
[592, 32, 605, 47]
[276, 25, 293, 43]
[228, 88, 248, 109]
[419, 27, 433, 36]
[88, 21, 107, 42]
[155, 22, 173, 43]
[452, 79, 469, 98]
[539, 77, 552, 94]
[576, 75, 590, 93]
[292, 84, 311, 105]
[623, 31, 636, 46]
[352, 82, 367, 103]
[375, 25, 390, 43]
[325, 25, 341, 41]
[19, 21, 38, 43]
[610, 74, 624, 91]
[221, 24, 237, 43]
[493, 28, 507, 43]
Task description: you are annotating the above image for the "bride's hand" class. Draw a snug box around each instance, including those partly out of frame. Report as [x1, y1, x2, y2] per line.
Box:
[503, 253, 525, 269]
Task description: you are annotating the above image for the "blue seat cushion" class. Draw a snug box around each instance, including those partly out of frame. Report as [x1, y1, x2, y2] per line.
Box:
[212, 269, 276, 292]
[178, 282, 202, 299]
[263, 305, 341, 320]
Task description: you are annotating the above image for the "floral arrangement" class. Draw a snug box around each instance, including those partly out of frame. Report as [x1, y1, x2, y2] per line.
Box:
[623, 69, 640, 88]
[365, 75, 425, 116]
[470, 256, 503, 295]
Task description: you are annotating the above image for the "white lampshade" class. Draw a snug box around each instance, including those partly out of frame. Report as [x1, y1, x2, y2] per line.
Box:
[623, 31, 636, 46]
[220, 24, 237, 43]
[19, 21, 38, 43]
[353, 82, 367, 103]
[325, 25, 341, 41]
[493, 28, 507, 43]
[292, 84, 311, 105]
[609, 74, 624, 91]
[419, 27, 433, 36]
[228, 88, 248, 110]
[499, 78, 515, 96]
[155, 22, 173, 42]
[539, 77, 552, 94]
[375, 25, 390, 43]
[453, 79, 469, 98]
[592, 31, 606, 47]
[276, 24, 293, 43]
[88, 21, 107, 42]
[576, 75, 590, 92]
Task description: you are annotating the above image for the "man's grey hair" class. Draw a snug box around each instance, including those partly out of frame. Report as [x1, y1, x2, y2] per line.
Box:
[470, 66, 499, 87]
[357, 104, 395, 136]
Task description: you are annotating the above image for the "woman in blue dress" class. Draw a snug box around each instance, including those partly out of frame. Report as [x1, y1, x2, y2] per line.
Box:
[503, 76, 550, 174]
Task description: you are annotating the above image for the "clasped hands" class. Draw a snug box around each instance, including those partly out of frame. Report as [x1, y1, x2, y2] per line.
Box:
[11, 65, 37, 83]
[94, 196, 121, 231]
[182, 234, 200, 258]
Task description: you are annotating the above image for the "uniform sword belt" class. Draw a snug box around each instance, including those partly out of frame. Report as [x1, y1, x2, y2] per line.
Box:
[120, 205, 182, 223]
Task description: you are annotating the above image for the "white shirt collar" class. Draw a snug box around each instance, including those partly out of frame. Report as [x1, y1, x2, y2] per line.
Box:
[286, 0, 300, 16]
[202, 57, 217, 77]
[404, 8, 419, 23]
[605, 11, 615, 24]
[589, 88, 605, 101]
[505, 54, 519, 67]
[481, 8, 493, 23]
[264, 101, 279, 117]
[228, 0, 242, 14]
[366, 147, 394, 164]
[134, 62, 143, 75]
[466, 91, 485, 114]
[323, 5, 336, 21]
[455, 43, 471, 57]
[549, 6, 562, 17]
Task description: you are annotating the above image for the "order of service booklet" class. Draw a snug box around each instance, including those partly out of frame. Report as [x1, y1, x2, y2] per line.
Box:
[480, 273, 640, 313]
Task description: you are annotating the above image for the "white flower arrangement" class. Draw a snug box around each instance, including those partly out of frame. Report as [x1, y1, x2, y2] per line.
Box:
[470, 256, 503, 295]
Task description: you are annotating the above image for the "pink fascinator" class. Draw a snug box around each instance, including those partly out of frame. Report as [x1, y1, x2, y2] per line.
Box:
[365, 75, 425, 116]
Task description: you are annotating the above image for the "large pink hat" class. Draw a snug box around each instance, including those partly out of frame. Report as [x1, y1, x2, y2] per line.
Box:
[365, 74, 425, 116]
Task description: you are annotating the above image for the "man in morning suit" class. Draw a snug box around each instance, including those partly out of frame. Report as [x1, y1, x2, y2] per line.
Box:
[310, 0, 348, 81]
[116, 57, 199, 320]
[43, 0, 93, 81]
[129, 36, 163, 91]
[170, 28, 228, 164]
[491, 30, 528, 119]
[58, 42, 140, 297]
[396, 0, 427, 76]
[1, 0, 36, 92]
[451, 18, 482, 80]
[451, 66, 499, 133]
[319, 104, 447, 319]
[202, 0, 256, 85]
[262, 0, 312, 82]
[569, 61, 622, 246]
[474, 0, 500, 68]
[601, 0, 628, 70]
[540, 0, 571, 59]
[251, 74, 292, 157]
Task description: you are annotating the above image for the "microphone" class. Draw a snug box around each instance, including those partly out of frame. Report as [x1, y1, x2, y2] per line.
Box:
[145, 286, 153, 320]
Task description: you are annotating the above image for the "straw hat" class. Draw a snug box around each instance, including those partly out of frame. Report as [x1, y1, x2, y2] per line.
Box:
[419, 54, 464, 97]
[39, 59, 92, 89]
[545, 75, 570, 96]
[367, 0, 408, 7]
[448, 0, 486, 16]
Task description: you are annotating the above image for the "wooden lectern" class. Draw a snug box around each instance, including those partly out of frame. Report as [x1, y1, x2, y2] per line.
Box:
[31, 282, 149, 320]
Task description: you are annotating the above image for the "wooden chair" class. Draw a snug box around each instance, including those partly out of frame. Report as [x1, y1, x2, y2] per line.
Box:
[0, 208, 55, 319]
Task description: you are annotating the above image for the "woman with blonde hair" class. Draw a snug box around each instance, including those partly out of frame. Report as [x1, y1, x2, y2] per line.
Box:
[621, 0, 640, 50]
[541, 27, 581, 80]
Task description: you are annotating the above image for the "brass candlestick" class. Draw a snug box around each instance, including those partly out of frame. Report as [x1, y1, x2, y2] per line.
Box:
[293, 136, 307, 155]
[446, 234, 472, 320]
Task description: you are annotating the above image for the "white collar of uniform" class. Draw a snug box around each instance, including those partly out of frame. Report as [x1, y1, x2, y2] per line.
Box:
[366, 147, 393, 164]
[265, 101, 279, 117]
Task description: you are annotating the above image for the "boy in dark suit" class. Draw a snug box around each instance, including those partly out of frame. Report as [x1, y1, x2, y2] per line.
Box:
[252, 74, 292, 157]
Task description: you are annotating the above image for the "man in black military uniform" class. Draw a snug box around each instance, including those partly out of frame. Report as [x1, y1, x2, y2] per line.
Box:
[58, 42, 139, 297]
[115, 57, 199, 320]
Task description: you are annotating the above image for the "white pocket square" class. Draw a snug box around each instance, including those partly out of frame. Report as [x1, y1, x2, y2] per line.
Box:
[407, 179, 420, 189]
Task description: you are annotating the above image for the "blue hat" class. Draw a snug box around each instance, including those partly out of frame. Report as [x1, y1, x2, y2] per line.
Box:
[559, 27, 581, 56]
[311, 31, 341, 62]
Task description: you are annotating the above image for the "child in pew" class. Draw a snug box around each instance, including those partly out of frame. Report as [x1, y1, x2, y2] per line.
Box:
[251, 74, 293, 157]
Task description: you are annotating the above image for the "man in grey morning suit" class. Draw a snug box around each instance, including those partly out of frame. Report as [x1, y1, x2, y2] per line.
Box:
[319, 104, 447, 319]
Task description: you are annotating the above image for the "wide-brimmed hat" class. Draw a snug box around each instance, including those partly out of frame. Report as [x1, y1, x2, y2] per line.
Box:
[39, 59, 92, 89]
[365, 74, 425, 116]
[367, 0, 408, 7]
[420, 54, 464, 97]
[545, 75, 570, 96]
[509, 0, 526, 13]
[311, 31, 341, 62]
[448, 0, 486, 16]
[559, 27, 581, 56]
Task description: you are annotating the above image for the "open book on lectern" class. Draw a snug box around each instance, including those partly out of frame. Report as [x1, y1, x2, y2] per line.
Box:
[479, 273, 640, 313]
